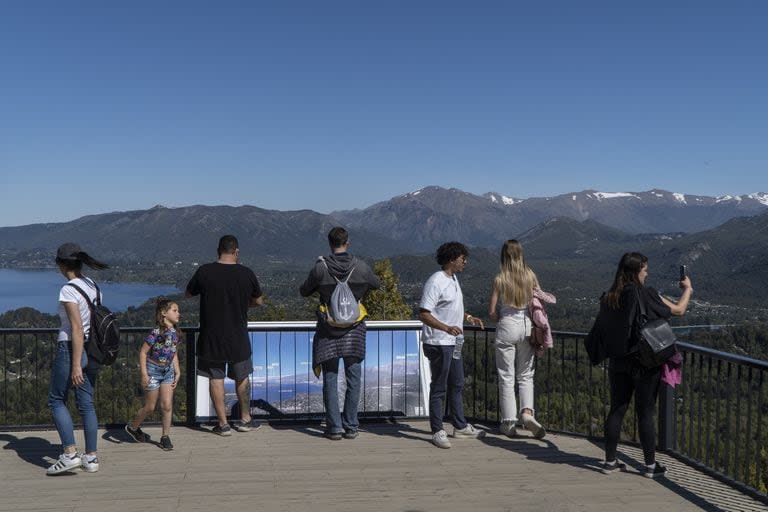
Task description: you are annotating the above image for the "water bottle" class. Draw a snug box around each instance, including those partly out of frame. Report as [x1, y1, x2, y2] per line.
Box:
[452, 334, 465, 359]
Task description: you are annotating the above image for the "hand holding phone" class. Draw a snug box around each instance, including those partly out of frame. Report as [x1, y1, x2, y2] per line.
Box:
[679, 265, 687, 280]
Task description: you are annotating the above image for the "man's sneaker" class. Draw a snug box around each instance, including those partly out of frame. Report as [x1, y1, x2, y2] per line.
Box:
[522, 413, 546, 439]
[160, 435, 174, 451]
[600, 460, 627, 474]
[452, 423, 486, 438]
[212, 424, 232, 436]
[81, 454, 99, 473]
[232, 419, 261, 433]
[125, 423, 149, 443]
[46, 453, 82, 475]
[499, 420, 517, 438]
[342, 430, 359, 440]
[324, 431, 343, 441]
[643, 462, 668, 479]
[432, 430, 452, 449]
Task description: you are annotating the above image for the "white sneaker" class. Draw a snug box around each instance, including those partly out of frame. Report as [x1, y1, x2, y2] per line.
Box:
[431, 430, 452, 449]
[81, 454, 99, 473]
[499, 420, 517, 438]
[46, 453, 82, 475]
[522, 413, 546, 439]
[452, 423, 486, 438]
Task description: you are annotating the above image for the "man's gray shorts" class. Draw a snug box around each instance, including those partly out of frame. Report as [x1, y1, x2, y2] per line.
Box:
[197, 359, 253, 381]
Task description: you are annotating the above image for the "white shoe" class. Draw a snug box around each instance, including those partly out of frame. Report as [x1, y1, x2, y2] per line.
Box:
[81, 454, 99, 473]
[522, 413, 546, 439]
[499, 420, 517, 438]
[431, 430, 452, 449]
[46, 453, 82, 475]
[452, 423, 486, 438]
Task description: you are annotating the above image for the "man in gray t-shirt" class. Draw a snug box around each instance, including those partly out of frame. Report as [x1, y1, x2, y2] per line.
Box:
[418, 241, 485, 449]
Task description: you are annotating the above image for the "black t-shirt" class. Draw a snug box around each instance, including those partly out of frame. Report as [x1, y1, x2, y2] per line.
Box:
[186, 262, 262, 362]
[599, 283, 672, 360]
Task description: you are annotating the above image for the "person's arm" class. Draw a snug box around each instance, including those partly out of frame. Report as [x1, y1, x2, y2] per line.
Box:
[249, 271, 264, 307]
[366, 264, 381, 290]
[171, 351, 181, 389]
[464, 312, 484, 330]
[488, 287, 499, 322]
[64, 302, 85, 387]
[661, 276, 693, 316]
[299, 265, 320, 297]
[138, 342, 151, 390]
[185, 269, 200, 298]
[418, 309, 463, 337]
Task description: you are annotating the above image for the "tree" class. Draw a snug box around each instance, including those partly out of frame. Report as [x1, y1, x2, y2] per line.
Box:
[364, 259, 413, 320]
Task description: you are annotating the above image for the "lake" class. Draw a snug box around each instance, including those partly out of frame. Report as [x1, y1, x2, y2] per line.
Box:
[0, 269, 180, 314]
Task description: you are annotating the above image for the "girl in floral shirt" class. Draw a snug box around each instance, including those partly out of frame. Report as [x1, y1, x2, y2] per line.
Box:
[125, 299, 182, 450]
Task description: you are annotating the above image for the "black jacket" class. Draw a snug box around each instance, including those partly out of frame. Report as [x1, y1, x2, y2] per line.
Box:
[596, 283, 672, 359]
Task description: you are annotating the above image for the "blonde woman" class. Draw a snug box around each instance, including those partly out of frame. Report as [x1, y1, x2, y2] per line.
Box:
[488, 240, 552, 439]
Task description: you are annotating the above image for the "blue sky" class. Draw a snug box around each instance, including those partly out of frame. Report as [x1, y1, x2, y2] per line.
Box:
[1, 1, 766, 227]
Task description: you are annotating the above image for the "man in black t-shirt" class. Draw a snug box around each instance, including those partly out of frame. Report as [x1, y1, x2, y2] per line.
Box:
[186, 235, 263, 436]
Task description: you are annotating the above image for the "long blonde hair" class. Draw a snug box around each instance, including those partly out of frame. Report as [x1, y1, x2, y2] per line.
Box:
[493, 240, 539, 308]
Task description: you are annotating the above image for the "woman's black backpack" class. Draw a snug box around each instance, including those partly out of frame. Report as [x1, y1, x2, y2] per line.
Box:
[67, 281, 121, 365]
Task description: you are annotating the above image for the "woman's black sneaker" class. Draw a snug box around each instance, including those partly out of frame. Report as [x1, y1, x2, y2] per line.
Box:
[600, 460, 627, 474]
[643, 462, 668, 478]
[160, 435, 174, 451]
[125, 424, 149, 443]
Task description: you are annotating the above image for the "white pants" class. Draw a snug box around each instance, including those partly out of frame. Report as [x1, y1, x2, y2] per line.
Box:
[495, 315, 535, 422]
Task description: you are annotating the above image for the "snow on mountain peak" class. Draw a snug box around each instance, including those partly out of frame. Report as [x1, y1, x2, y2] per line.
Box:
[748, 193, 768, 206]
[487, 194, 517, 205]
[673, 193, 687, 204]
[716, 195, 742, 203]
[591, 192, 639, 201]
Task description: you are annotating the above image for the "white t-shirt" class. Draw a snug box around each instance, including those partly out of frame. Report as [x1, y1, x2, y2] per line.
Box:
[57, 277, 99, 342]
[419, 270, 464, 346]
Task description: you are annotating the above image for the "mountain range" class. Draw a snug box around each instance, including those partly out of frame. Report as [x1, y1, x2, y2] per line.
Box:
[1, 187, 766, 265]
[332, 187, 768, 250]
[0, 185, 766, 311]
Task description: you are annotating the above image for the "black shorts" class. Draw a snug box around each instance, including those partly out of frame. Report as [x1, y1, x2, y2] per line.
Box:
[197, 358, 253, 381]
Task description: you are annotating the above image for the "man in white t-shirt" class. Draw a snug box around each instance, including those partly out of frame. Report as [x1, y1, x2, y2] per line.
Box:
[418, 241, 485, 449]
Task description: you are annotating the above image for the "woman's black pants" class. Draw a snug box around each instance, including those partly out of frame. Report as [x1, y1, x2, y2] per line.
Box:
[604, 363, 662, 465]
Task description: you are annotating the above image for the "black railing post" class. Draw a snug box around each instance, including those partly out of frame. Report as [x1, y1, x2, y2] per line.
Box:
[185, 330, 197, 427]
[658, 382, 674, 451]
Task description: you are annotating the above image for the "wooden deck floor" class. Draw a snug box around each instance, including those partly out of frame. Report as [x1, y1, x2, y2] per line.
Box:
[1, 421, 764, 512]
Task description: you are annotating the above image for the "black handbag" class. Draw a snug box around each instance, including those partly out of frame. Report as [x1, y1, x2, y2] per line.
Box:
[633, 288, 677, 368]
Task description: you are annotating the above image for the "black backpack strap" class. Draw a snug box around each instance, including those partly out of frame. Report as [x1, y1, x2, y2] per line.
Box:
[66, 282, 95, 309]
[633, 286, 648, 320]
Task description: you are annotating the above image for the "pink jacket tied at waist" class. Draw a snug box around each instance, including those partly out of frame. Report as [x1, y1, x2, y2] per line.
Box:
[529, 288, 556, 356]
[661, 350, 683, 388]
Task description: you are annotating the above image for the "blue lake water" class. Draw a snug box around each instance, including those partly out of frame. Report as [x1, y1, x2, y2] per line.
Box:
[0, 269, 179, 314]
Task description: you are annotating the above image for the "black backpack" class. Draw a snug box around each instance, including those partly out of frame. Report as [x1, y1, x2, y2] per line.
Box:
[67, 280, 121, 365]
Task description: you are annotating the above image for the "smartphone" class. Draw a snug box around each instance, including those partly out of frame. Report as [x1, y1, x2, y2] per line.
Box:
[679, 265, 688, 280]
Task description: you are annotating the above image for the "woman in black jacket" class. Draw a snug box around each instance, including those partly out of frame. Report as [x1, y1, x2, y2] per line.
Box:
[600, 252, 692, 478]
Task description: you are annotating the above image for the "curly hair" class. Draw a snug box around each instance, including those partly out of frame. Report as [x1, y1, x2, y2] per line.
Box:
[435, 241, 468, 266]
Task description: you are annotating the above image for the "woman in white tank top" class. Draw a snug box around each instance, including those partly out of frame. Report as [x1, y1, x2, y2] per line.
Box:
[46, 243, 109, 476]
[488, 240, 546, 439]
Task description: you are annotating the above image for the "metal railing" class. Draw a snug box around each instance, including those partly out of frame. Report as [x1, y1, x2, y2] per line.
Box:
[1, 323, 766, 501]
[460, 326, 767, 502]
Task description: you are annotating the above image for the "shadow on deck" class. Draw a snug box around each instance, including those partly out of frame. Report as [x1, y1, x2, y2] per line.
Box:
[0, 420, 765, 512]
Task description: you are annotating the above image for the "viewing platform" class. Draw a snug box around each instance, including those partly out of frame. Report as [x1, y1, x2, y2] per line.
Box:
[1, 322, 767, 510]
[1, 420, 766, 512]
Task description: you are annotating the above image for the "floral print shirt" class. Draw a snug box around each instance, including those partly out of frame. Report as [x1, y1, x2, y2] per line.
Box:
[145, 327, 180, 365]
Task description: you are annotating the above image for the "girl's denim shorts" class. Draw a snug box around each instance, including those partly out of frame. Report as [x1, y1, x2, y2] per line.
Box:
[146, 360, 175, 391]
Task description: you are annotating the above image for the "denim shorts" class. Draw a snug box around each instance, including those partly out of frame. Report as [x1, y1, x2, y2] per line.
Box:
[145, 361, 175, 391]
